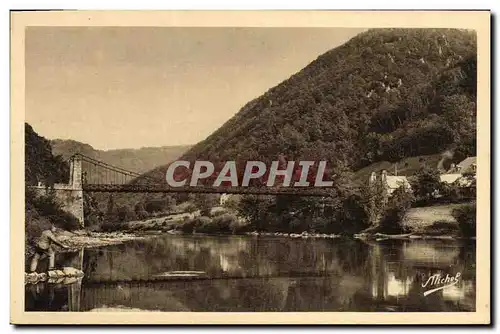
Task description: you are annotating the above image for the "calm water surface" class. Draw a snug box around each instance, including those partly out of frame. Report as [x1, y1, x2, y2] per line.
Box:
[25, 234, 476, 312]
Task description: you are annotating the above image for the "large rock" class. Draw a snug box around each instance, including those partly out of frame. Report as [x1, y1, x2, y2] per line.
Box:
[48, 270, 65, 278]
[62, 267, 84, 277]
[26, 267, 84, 284]
[47, 277, 65, 284]
[62, 277, 79, 284]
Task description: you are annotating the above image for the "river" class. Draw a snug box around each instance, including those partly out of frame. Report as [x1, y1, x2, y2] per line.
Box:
[25, 234, 476, 312]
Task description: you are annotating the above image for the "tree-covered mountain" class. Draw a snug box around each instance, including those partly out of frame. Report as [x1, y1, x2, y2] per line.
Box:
[25, 123, 80, 254]
[51, 139, 190, 175]
[25, 123, 69, 186]
[136, 28, 476, 186]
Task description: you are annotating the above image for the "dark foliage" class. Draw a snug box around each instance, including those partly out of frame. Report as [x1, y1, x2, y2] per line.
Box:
[25, 187, 80, 232]
[452, 202, 476, 237]
[410, 167, 443, 203]
[25, 123, 69, 186]
[25, 125, 80, 246]
[375, 187, 414, 234]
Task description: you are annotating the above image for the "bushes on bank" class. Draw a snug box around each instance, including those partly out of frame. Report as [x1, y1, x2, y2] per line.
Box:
[178, 216, 209, 233]
[373, 187, 414, 234]
[26, 188, 81, 232]
[452, 202, 476, 237]
[177, 213, 249, 234]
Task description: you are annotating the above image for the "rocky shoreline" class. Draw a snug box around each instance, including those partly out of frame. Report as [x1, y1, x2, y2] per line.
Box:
[244, 231, 341, 239]
[53, 230, 152, 251]
[45, 227, 471, 253]
[353, 232, 471, 241]
[25, 267, 84, 285]
[243, 231, 470, 241]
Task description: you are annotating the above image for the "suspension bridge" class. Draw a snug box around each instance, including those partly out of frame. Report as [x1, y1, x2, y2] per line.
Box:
[77, 153, 335, 197]
[30, 153, 335, 227]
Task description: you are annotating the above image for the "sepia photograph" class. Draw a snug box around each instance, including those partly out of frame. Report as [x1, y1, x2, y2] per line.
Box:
[10, 10, 490, 324]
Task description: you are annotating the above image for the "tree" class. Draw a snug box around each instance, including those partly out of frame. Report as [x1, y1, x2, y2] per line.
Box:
[145, 199, 166, 214]
[236, 195, 274, 231]
[25, 123, 69, 186]
[376, 187, 415, 234]
[116, 206, 137, 222]
[134, 202, 149, 219]
[453, 137, 476, 164]
[410, 167, 442, 203]
[441, 94, 476, 142]
[105, 194, 116, 222]
[195, 194, 218, 216]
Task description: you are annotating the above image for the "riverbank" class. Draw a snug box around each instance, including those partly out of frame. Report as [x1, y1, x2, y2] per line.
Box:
[26, 230, 151, 255]
[125, 202, 474, 239]
[403, 203, 464, 231]
[39, 202, 474, 251]
[58, 231, 152, 249]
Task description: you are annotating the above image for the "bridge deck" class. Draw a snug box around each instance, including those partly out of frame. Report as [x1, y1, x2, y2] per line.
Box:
[82, 183, 335, 196]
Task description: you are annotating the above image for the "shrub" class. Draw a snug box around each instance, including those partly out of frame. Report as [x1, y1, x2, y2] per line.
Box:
[27, 190, 81, 231]
[185, 203, 198, 214]
[452, 202, 476, 237]
[179, 216, 211, 233]
[210, 209, 226, 218]
[50, 211, 81, 231]
[177, 214, 247, 234]
[310, 217, 330, 233]
[209, 213, 238, 233]
[230, 218, 251, 234]
[25, 206, 52, 251]
[376, 187, 414, 234]
[100, 221, 122, 232]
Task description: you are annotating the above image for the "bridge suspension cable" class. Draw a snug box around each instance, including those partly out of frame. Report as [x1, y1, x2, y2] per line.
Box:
[74, 153, 162, 186]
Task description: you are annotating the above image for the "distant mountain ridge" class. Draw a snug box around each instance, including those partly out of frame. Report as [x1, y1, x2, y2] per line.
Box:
[51, 139, 191, 174]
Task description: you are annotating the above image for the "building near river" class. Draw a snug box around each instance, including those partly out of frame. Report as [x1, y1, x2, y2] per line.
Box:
[369, 156, 477, 196]
[369, 170, 411, 196]
[440, 156, 477, 186]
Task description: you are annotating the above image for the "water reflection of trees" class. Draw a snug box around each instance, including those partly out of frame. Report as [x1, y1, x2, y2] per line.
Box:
[83, 236, 372, 282]
[70, 236, 477, 312]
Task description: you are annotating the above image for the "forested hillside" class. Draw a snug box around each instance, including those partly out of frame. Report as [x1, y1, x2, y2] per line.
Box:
[138, 28, 476, 184]
[25, 123, 80, 254]
[25, 123, 69, 186]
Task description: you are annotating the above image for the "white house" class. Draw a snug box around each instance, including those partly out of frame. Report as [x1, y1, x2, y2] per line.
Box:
[440, 156, 476, 186]
[369, 170, 411, 196]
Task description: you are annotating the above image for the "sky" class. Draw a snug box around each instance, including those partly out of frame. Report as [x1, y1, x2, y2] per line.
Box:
[26, 27, 364, 150]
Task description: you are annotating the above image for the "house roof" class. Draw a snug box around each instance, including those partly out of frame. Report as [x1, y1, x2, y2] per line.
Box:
[440, 174, 462, 184]
[440, 173, 475, 187]
[457, 157, 476, 172]
[385, 176, 410, 189]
